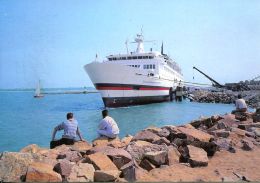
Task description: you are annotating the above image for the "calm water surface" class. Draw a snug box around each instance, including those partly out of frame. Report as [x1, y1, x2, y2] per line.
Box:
[0, 90, 236, 152]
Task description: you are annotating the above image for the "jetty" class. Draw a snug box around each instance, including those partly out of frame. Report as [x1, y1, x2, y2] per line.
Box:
[1, 109, 260, 182]
[42, 90, 98, 95]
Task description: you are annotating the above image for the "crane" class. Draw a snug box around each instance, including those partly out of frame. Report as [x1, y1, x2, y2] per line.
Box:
[193, 66, 224, 88]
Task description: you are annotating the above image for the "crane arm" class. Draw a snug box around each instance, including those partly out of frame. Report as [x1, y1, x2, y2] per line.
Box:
[193, 66, 223, 88]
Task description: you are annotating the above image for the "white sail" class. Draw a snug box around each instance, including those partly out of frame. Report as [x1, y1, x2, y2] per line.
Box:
[34, 80, 43, 97]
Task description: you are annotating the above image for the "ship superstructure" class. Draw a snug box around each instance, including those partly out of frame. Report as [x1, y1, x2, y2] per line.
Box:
[84, 33, 184, 107]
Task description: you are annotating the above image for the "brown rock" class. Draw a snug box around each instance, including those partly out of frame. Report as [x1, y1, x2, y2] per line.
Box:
[103, 148, 132, 169]
[135, 167, 149, 181]
[191, 141, 218, 156]
[20, 144, 43, 153]
[38, 149, 60, 160]
[67, 163, 95, 182]
[53, 159, 74, 179]
[40, 157, 58, 167]
[87, 152, 118, 171]
[210, 129, 230, 138]
[214, 138, 236, 153]
[92, 136, 110, 147]
[161, 125, 178, 133]
[132, 130, 161, 143]
[26, 162, 62, 182]
[241, 139, 254, 151]
[187, 145, 208, 167]
[86, 146, 114, 155]
[144, 151, 168, 166]
[126, 141, 168, 163]
[235, 113, 248, 121]
[0, 152, 38, 182]
[71, 141, 92, 152]
[190, 119, 203, 128]
[86, 147, 133, 169]
[108, 138, 125, 148]
[184, 124, 196, 129]
[253, 113, 260, 122]
[157, 128, 170, 138]
[94, 170, 121, 182]
[54, 144, 72, 152]
[253, 128, 260, 137]
[167, 146, 180, 165]
[121, 135, 133, 146]
[145, 126, 162, 134]
[245, 131, 256, 138]
[140, 159, 156, 171]
[57, 151, 82, 162]
[177, 127, 213, 142]
[231, 127, 246, 137]
[120, 161, 136, 181]
[153, 137, 171, 145]
[92, 136, 120, 147]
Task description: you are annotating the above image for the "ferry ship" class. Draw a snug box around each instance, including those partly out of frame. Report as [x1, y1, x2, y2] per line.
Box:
[84, 33, 184, 107]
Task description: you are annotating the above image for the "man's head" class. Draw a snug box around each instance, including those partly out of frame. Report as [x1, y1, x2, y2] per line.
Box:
[238, 94, 242, 99]
[102, 110, 108, 118]
[67, 112, 74, 120]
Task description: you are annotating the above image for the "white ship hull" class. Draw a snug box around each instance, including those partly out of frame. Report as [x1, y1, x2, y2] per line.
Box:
[84, 62, 182, 107]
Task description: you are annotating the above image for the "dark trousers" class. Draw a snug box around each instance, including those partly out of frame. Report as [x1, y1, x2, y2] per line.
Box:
[50, 138, 75, 149]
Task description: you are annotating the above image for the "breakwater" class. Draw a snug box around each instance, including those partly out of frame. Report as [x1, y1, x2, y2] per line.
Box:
[1, 109, 260, 182]
[189, 90, 260, 109]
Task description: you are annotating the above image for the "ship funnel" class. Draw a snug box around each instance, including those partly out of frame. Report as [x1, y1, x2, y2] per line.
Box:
[161, 42, 164, 55]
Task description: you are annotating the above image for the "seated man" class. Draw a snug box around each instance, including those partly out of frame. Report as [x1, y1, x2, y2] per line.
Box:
[97, 110, 119, 139]
[232, 94, 248, 114]
[50, 112, 84, 149]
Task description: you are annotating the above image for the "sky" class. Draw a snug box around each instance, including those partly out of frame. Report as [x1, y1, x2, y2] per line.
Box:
[0, 0, 259, 89]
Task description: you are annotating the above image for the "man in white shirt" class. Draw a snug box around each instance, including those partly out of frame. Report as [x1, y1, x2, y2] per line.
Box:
[97, 110, 119, 138]
[232, 94, 248, 114]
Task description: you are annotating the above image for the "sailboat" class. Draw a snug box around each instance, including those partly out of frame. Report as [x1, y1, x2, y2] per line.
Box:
[34, 80, 44, 98]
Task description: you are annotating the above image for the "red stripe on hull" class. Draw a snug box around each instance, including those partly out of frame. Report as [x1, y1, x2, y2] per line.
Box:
[96, 86, 170, 91]
[96, 86, 132, 90]
[139, 87, 169, 90]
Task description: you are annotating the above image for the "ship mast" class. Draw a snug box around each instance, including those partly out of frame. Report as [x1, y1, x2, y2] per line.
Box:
[135, 33, 144, 53]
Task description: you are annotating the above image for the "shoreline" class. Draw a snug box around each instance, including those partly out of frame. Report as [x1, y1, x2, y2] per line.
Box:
[1, 109, 260, 182]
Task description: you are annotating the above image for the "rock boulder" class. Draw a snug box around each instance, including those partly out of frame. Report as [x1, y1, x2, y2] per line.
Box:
[132, 130, 161, 143]
[143, 151, 167, 166]
[187, 145, 208, 167]
[67, 163, 95, 182]
[94, 170, 121, 182]
[0, 152, 38, 182]
[87, 152, 118, 171]
[26, 162, 62, 182]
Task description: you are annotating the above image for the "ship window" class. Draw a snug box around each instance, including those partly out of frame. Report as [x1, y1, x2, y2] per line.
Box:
[122, 57, 126, 60]
[127, 57, 132, 60]
[108, 58, 112, 61]
[138, 56, 142, 59]
[143, 65, 146, 69]
[149, 64, 152, 69]
[144, 56, 148, 59]
[153, 64, 155, 69]
[112, 57, 116, 60]
[149, 56, 154, 59]
[133, 56, 137, 59]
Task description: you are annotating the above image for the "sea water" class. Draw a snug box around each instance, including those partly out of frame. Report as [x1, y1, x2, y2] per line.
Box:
[0, 89, 237, 152]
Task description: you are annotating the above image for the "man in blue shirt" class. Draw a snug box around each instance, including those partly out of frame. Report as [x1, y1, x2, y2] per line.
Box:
[50, 112, 84, 149]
